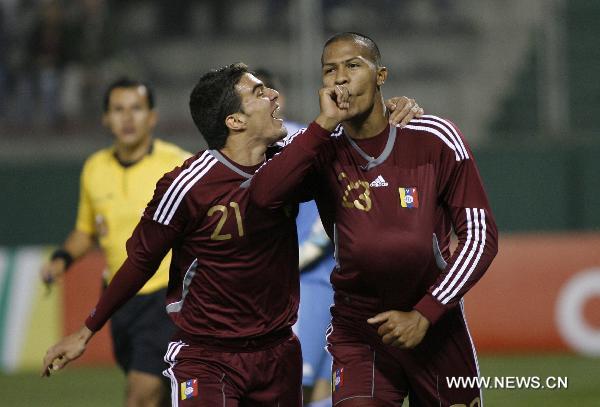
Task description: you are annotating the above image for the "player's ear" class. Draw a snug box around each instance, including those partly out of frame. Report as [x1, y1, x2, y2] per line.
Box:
[225, 112, 246, 131]
[376, 66, 387, 87]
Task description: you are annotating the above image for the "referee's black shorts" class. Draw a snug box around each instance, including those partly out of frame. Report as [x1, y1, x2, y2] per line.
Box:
[110, 287, 176, 377]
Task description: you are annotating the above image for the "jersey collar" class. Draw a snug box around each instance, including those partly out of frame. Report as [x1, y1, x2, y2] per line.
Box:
[344, 125, 397, 171]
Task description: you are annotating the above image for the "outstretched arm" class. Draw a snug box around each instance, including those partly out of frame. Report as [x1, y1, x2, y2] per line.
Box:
[41, 219, 176, 377]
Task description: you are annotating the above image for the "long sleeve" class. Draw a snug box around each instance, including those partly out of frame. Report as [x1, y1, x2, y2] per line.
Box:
[84, 219, 178, 331]
[414, 121, 498, 324]
[250, 122, 333, 209]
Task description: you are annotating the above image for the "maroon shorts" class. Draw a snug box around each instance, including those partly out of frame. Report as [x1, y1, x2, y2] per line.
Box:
[163, 328, 302, 406]
[327, 293, 481, 407]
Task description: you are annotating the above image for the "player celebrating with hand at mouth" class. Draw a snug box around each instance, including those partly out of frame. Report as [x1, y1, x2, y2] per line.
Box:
[251, 32, 498, 407]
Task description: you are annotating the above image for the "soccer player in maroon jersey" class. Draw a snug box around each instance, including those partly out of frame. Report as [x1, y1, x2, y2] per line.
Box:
[41, 63, 422, 406]
[250, 33, 499, 406]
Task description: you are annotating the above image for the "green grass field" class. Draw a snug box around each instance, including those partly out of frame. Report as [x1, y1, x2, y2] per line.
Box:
[1, 355, 599, 406]
[478, 354, 600, 406]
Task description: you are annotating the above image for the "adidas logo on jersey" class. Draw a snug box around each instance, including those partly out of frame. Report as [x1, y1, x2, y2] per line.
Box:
[370, 175, 388, 187]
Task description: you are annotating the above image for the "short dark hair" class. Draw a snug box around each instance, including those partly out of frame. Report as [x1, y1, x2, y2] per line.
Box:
[103, 77, 155, 112]
[189, 63, 249, 150]
[322, 32, 382, 66]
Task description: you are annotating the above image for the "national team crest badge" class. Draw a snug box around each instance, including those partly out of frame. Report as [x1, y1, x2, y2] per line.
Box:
[332, 368, 344, 392]
[180, 378, 198, 400]
[399, 187, 419, 208]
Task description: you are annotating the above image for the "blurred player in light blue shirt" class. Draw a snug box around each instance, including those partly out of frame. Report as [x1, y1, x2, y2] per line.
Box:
[295, 201, 335, 407]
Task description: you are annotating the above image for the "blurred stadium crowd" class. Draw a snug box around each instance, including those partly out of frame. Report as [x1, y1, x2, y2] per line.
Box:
[1, 0, 483, 138]
[2, 0, 597, 154]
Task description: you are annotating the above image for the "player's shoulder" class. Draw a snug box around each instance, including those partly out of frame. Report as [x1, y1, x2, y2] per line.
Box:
[151, 149, 221, 218]
[402, 115, 470, 161]
[403, 115, 461, 140]
[157, 149, 218, 188]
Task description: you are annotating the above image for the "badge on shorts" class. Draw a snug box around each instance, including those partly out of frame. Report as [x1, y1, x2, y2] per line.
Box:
[332, 368, 344, 392]
[399, 187, 419, 208]
[180, 379, 198, 400]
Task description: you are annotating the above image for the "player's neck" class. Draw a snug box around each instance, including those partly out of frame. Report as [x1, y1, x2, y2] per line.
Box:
[219, 137, 266, 167]
[114, 135, 153, 164]
[343, 97, 388, 140]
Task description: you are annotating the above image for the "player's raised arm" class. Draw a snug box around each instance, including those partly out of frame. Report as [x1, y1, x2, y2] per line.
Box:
[414, 118, 499, 325]
[251, 87, 423, 208]
[249, 85, 349, 209]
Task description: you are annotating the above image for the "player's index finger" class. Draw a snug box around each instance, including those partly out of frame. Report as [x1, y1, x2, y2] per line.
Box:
[368, 311, 391, 323]
[41, 357, 54, 377]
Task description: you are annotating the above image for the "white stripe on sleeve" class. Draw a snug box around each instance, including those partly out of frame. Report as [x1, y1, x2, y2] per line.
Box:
[154, 151, 211, 222]
[154, 152, 217, 225]
[404, 124, 461, 161]
[432, 208, 474, 297]
[441, 209, 487, 304]
[422, 115, 469, 160]
[412, 117, 468, 160]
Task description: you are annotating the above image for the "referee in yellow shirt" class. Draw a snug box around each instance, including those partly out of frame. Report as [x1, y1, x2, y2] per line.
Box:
[41, 78, 191, 407]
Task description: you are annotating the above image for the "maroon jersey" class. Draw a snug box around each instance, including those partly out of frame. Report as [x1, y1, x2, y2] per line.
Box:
[251, 116, 498, 324]
[86, 149, 300, 339]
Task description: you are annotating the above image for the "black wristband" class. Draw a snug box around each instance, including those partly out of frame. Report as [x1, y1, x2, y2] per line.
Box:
[51, 249, 74, 270]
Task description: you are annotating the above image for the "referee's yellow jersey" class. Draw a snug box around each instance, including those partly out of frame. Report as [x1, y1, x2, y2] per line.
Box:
[75, 139, 192, 294]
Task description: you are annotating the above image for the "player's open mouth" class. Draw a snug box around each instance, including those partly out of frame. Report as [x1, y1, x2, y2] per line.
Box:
[271, 105, 283, 122]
